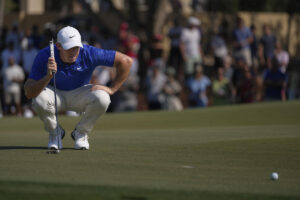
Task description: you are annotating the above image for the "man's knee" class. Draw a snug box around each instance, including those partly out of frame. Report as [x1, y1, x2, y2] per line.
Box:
[92, 90, 111, 111]
[32, 91, 54, 114]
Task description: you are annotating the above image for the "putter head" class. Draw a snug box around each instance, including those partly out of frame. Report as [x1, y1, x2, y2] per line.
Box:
[46, 149, 60, 154]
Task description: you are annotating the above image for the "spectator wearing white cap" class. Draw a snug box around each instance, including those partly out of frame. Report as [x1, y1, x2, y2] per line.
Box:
[180, 16, 203, 81]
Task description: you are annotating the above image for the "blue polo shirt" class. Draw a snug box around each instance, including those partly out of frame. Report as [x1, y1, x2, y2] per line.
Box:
[233, 27, 252, 50]
[29, 44, 116, 91]
[263, 69, 288, 100]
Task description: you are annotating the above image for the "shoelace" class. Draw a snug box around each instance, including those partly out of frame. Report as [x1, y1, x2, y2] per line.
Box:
[76, 132, 88, 142]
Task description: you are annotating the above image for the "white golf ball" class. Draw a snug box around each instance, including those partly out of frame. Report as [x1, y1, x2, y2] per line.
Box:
[271, 172, 279, 180]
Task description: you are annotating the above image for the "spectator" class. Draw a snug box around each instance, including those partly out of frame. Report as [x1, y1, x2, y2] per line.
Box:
[275, 41, 289, 74]
[1, 41, 21, 72]
[223, 55, 234, 81]
[187, 64, 211, 107]
[250, 24, 258, 69]
[21, 29, 32, 50]
[236, 67, 256, 103]
[3, 57, 25, 115]
[259, 24, 276, 69]
[22, 41, 38, 77]
[29, 25, 43, 49]
[0, 26, 8, 52]
[191, 0, 206, 13]
[149, 34, 165, 71]
[91, 66, 113, 86]
[211, 27, 228, 70]
[263, 57, 288, 101]
[5, 24, 22, 50]
[212, 67, 231, 105]
[146, 65, 167, 110]
[21, 40, 38, 113]
[118, 22, 130, 53]
[163, 67, 183, 111]
[180, 16, 202, 80]
[167, 18, 183, 78]
[232, 17, 253, 67]
[114, 70, 139, 112]
[118, 23, 140, 74]
[126, 31, 140, 75]
[231, 57, 248, 103]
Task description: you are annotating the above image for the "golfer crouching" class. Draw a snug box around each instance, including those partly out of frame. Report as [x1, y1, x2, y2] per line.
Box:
[24, 26, 132, 150]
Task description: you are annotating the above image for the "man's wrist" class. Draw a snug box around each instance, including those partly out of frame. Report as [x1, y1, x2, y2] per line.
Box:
[108, 87, 116, 95]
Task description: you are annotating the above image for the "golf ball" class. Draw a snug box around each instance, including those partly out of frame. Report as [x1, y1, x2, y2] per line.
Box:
[271, 172, 279, 180]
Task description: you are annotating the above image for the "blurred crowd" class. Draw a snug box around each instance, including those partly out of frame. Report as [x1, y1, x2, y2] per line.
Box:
[1, 15, 300, 118]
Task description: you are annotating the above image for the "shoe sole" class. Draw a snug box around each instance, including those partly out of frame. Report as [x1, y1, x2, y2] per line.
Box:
[71, 131, 89, 150]
[75, 147, 89, 150]
[48, 146, 58, 150]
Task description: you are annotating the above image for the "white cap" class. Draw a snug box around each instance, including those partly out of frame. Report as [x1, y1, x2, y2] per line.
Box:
[188, 16, 200, 26]
[57, 26, 83, 50]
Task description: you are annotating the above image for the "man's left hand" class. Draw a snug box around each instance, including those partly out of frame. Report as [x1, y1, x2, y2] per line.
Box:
[91, 85, 114, 95]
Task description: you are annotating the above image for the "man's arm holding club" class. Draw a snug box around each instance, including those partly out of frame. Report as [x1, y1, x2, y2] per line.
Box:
[91, 52, 133, 95]
[24, 57, 57, 99]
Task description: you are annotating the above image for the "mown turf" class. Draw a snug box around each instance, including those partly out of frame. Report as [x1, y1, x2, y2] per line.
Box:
[0, 101, 300, 200]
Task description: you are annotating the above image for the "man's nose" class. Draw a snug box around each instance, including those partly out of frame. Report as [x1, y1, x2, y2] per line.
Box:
[69, 48, 77, 55]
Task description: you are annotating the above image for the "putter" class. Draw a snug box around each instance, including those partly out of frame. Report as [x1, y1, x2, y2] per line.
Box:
[47, 39, 60, 154]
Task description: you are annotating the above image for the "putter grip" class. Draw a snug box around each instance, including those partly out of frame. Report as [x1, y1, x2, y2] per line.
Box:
[50, 39, 54, 58]
[50, 39, 55, 75]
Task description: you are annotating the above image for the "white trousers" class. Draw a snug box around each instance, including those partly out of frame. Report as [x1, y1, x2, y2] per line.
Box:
[32, 84, 111, 135]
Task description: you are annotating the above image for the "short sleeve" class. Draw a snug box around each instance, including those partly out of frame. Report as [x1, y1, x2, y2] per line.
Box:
[89, 46, 116, 67]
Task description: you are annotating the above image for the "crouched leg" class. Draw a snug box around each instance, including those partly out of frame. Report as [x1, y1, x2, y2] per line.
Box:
[75, 90, 111, 134]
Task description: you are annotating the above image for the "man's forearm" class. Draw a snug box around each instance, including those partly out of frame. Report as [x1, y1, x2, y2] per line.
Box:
[24, 76, 52, 99]
[110, 56, 132, 94]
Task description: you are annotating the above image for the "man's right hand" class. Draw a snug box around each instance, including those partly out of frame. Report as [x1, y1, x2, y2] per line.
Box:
[47, 57, 57, 77]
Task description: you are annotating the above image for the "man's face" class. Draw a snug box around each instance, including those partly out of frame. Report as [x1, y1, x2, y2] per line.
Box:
[57, 43, 80, 63]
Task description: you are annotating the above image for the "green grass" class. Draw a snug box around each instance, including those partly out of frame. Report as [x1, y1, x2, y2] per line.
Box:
[0, 101, 300, 200]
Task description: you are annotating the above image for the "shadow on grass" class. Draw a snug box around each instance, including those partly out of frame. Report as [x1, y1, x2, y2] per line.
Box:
[0, 180, 297, 200]
[0, 146, 73, 150]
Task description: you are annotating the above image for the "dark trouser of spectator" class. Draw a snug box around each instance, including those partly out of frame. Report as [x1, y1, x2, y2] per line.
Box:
[168, 47, 183, 78]
[189, 99, 206, 107]
[148, 101, 162, 110]
[214, 56, 224, 69]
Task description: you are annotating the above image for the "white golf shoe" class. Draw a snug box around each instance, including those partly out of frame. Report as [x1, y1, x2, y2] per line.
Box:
[71, 130, 89, 150]
[48, 126, 65, 150]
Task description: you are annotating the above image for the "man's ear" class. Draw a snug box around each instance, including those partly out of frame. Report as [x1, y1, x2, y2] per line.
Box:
[56, 43, 62, 50]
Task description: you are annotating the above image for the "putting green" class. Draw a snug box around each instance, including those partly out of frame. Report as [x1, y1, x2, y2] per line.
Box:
[0, 101, 300, 200]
